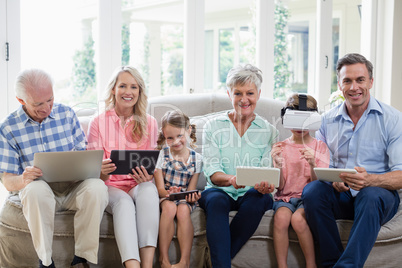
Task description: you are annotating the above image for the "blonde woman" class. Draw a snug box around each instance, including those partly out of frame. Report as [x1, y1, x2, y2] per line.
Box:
[87, 66, 159, 268]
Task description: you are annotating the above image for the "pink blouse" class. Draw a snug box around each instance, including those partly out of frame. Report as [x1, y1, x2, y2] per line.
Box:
[274, 138, 330, 202]
[87, 109, 158, 192]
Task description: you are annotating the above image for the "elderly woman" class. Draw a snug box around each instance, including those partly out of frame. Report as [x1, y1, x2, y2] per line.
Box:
[198, 64, 279, 267]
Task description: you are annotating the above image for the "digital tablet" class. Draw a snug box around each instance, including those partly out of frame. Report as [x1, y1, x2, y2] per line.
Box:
[33, 150, 104, 182]
[109, 150, 160, 175]
[314, 167, 357, 182]
[236, 166, 280, 187]
[168, 190, 199, 201]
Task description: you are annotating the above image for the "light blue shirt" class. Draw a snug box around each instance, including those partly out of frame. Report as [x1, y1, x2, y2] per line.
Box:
[316, 96, 402, 196]
[202, 111, 279, 200]
[0, 103, 86, 175]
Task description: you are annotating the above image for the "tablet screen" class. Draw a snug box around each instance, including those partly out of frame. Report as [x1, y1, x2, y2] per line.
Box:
[236, 167, 280, 187]
[109, 150, 160, 175]
[314, 168, 357, 182]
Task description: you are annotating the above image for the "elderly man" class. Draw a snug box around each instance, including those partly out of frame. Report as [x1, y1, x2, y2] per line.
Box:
[0, 69, 108, 268]
[302, 53, 402, 267]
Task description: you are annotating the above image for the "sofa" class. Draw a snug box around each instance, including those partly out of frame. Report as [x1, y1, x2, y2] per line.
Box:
[1, 93, 402, 268]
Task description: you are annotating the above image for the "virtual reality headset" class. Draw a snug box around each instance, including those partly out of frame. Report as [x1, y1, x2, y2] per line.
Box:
[281, 94, 322, 131]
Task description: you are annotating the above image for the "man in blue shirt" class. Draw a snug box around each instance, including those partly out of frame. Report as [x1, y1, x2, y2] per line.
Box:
[0, 69, 108, 268]
[302, 53, 402, 268]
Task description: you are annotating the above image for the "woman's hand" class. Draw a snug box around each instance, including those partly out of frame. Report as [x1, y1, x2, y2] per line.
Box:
[130, 166, 153, 184]
[101, 159, 116, 176]
[229, 176, 245, 189]
[254, 181, 275, 194]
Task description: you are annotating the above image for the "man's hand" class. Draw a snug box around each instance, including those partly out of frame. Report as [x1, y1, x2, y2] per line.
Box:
[340, 166, 369, 191]
[332, 182, 350, 192]
[22, 166, 43, 187]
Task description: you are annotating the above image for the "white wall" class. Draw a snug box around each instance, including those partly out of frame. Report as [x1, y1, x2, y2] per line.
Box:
[0, 0, 21, 121]
[372, 0, 402, 112]
[389, 0, 402, 112]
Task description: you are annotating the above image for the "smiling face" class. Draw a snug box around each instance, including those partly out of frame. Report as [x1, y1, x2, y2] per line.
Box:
[338, 63, 373, 112]
[112, 71, 140, 114]
[228, 82, 260, 119]
[163, 124, 191, 154]
[18, 81, 54, 123]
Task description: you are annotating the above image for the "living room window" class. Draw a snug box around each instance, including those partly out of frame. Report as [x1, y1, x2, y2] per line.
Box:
[2, 0, 364, 117]
[20, 0, 97, 108]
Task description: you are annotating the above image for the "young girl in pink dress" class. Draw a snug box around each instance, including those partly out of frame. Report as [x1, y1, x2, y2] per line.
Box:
[271, 93, 330, 268]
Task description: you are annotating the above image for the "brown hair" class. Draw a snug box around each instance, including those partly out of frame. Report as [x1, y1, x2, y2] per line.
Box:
[286, 93, 318, 110]
[336, 53, 373, 79]
[156, 110, 197, 150]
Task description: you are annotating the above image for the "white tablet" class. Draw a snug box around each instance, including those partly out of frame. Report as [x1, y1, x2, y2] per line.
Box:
[314, 167, 357, 182]
[236, 166, 280, 187]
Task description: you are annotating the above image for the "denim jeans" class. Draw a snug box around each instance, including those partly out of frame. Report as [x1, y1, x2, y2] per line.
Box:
[302, 180, 399, 268]
[199, 188, 273, 268]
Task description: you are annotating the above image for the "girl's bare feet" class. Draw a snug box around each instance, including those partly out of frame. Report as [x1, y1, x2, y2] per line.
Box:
[171, 261, 189, 268]
[160, 260, 172, 268]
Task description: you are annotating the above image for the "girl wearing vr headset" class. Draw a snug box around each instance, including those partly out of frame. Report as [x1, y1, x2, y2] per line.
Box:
[271, 93, 329, 268]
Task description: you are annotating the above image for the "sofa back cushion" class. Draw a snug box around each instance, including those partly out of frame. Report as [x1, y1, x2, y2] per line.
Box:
[147, 93, 291, 142]
[74, 93, 292, 191]
[145, 93, 292, 190]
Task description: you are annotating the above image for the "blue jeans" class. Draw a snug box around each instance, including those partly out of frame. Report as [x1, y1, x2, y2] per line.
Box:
[302, 180, 399, 268]
[198, 188, 273, 268]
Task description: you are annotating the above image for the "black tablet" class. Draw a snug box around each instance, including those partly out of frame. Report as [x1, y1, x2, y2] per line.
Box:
[168, 190, 199, 201]
[109, 150, 160, 175]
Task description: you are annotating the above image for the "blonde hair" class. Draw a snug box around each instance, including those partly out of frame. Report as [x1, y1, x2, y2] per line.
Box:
[156, 110, 197, 150]
[104, 66, 148, 142]
[286, 93, 318, 110]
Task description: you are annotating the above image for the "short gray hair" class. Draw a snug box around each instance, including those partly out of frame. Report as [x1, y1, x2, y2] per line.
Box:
[226, 64, 263, 91]
[15, 69, 53, 101]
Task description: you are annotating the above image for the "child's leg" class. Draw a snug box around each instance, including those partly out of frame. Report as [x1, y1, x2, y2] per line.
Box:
[159, 201, 178, 268]
[291, 208, 317, 268]
[172, 203, 193, 268]
[274, 207, 293, 268]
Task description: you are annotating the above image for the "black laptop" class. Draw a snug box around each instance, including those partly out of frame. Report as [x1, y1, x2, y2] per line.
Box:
[109, 150, 160, 175]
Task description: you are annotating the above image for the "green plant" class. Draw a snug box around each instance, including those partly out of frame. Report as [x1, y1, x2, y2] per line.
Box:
[161, 25, 184, 94]
[141, 31, 150, 89]
[273, 0, 291, 100]
[122, 23, 130, 65]
[71, 36, 96, 99]
[219, 29, 235, 83]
